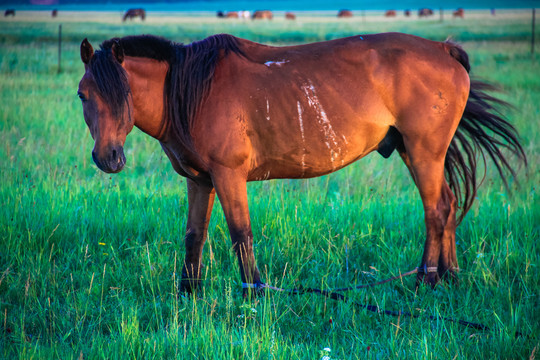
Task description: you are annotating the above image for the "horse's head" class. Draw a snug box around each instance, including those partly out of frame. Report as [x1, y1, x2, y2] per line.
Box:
[78, 38, 134, 173]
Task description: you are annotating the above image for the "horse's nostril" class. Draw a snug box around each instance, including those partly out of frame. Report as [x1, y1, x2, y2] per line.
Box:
[112, 148, 117, 161]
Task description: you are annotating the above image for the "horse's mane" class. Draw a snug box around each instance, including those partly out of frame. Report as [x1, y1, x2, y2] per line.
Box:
[167, 34, 245, 144]
[89, 34, 245, 143]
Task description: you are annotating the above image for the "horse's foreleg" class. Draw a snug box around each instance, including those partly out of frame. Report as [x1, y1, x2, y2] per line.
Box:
[180, 178, 216, 293]
[211, 168, 262, 296]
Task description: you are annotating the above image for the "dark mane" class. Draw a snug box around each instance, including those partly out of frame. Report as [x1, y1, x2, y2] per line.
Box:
[166, 34, 245, 144]
[89, 33, 244, 143]
[106, 35, 176, 62]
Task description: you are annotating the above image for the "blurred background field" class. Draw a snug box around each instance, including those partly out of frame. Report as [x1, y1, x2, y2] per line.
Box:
[0, 7, 539, 359]
[0, 8, 536, 44]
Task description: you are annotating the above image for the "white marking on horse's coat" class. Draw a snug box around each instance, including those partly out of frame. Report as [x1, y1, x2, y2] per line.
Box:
[297, 101, 306, 175]
[264, 60, 289, 67]
[256, 170, 271, 181]
[301, 80, 342, 168]
[266, 98, 270, 121]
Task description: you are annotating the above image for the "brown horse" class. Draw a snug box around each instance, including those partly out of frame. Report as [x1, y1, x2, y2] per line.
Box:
[77, 33, 525, 295]
[337, 9, 353, 18]
[123, 8, 145, 22]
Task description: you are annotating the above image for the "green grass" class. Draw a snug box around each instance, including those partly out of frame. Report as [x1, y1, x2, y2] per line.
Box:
[1, 10, 539, 359]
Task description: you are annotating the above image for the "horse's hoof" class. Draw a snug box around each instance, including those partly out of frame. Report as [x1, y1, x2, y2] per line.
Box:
[242, 282, 266, 299]
[415, 265, 440, 289]
[179, 278, 203, 294]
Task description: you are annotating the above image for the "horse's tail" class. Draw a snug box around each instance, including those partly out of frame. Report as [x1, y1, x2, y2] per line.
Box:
[444, 41, 527, 223]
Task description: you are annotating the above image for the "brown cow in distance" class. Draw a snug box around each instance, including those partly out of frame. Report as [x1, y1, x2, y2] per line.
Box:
[123, 8, 145, 22]
[453, 8, 464, 18]
[252, 10, 273, 19]
[338, 9, 353, 17]
[385, 10, 397, 17]
[418, 8, 434, 17]
[285, 12, 296, 20]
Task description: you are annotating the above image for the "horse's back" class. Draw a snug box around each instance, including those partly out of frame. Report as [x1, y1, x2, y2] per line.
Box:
[199, 33, 470, 180]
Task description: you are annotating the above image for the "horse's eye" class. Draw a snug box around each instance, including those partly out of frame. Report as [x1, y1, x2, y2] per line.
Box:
[77, 92, 87, 102]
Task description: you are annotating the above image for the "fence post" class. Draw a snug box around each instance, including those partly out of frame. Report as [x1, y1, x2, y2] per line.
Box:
[58, 24, 62, 74]
[533, 8, 536, 55]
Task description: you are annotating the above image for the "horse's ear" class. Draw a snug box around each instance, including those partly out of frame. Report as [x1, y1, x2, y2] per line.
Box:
[111, 39, 124, 64]
[80, 38, 94, 64]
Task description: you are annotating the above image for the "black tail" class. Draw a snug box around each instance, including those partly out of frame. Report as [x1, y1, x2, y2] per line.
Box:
[444, 47, 527, 223]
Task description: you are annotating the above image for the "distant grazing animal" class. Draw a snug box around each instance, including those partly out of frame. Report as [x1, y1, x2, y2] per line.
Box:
[285, 12, 296, 20]
[4, 9, 15, 17]
[226, 11, 239, 18]
[252, 10, 273, 20]
[123, 8, 145, 22]
[77, 33, 525, 296]
[404, 9, 411, 17]
[385, 10, 397, 17]
[52, 9, 58, 17]
[337, 9, 353, 17]
[418, 8, 434, 17]
[453, 8, 464, 18]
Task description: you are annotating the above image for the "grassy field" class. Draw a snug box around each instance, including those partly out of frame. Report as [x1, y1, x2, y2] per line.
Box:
[0, 10, 539, 359]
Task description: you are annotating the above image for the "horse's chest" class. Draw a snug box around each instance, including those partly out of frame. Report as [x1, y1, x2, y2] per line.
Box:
[160, 142, 210, 183]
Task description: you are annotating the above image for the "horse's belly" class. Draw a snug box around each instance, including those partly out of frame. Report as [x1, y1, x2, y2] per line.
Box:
[243, 56, 395, 181]
[247, 127, 385, 181]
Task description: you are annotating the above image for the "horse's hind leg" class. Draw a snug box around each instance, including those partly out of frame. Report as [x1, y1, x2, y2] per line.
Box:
[439, 182, 458, 281]
[180, 178, 216, 293]
[398, 139, 459, 286]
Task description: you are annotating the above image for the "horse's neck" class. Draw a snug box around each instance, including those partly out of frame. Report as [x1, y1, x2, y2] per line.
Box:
[124, 56, 169, 140]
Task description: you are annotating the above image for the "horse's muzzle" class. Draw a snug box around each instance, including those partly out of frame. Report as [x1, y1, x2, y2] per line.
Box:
[92, 145, 126, 173]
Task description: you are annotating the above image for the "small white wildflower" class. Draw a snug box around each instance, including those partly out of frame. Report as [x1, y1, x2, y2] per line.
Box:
[320, 347, 332, 360]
